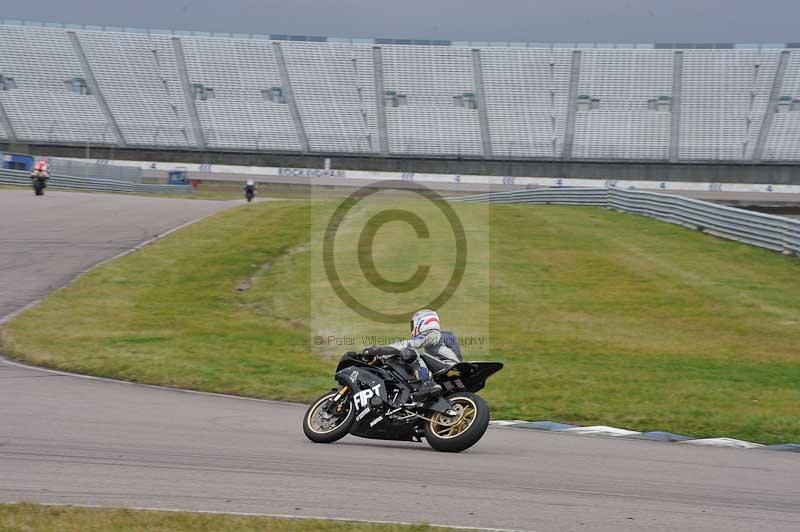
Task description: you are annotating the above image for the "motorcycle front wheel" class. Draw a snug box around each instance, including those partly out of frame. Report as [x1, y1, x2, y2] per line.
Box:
[302, 390, 355, 444]
[424, 392, 490, 452]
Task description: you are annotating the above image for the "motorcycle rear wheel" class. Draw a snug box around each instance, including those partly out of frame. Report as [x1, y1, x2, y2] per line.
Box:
[424, 392, 490, 452]
[302, 391, 355, 444]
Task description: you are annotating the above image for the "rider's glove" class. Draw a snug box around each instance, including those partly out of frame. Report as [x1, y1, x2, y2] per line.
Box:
[362, 346, 378, 358]
[363, 345, 399, 358]
[399, 348, 418, 363]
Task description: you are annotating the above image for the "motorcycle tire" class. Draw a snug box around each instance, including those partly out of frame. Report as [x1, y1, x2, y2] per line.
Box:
[302, 391, 355, 444]
[424, 392, 490, 453]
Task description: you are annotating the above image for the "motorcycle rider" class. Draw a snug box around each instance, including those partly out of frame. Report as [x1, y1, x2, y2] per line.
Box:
[30, 159, 49, 178]
[30, 160, 50, 194]
[243, 179, 256, 200]
[366, 309, 459, 401]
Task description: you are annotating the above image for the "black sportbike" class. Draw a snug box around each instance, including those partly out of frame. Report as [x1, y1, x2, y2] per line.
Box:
[302, 347, 503, 452]
[31, 176, 47, 196]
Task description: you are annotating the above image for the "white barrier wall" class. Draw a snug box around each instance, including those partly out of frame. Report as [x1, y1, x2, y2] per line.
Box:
[55, 156, 800, 194]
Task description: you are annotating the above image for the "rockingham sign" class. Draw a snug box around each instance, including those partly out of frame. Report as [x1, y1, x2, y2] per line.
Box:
[277, 167, 346, 178]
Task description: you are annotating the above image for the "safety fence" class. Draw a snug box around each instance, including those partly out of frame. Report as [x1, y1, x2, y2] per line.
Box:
[48, 159, 144, 183]
[454, 187, 800, 255]
[0, 169, 191, 194]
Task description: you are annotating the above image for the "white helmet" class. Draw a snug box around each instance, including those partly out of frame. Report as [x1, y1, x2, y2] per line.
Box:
[410, 309, 440, 338]
[246, 179, 255, 186]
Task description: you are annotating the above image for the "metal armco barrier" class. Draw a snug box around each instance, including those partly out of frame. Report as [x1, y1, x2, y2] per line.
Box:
[455, 187, 800, 255]
[0, 169, 191, 194]
[457, 187, 609, 206]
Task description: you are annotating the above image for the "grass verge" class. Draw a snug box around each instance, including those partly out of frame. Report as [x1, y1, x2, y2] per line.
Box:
[0, 503, 448, 531]
[2, 200, 800, 443]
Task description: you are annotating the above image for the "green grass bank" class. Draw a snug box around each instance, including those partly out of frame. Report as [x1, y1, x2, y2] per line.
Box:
[0, 503, 448, 532]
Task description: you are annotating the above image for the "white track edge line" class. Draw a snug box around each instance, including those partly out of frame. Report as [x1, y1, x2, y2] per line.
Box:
[489, 420, 791, 449]
[0, 355, 306, 407]
[1, 359, 788, 448]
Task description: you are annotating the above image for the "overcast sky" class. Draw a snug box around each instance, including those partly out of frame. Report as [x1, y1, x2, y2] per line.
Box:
[1, 0, 797, 43]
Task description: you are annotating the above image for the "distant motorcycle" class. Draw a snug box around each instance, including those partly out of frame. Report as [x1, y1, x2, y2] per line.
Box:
[302, 345, 503, 452]
[244, 180, 256, 202]
[31, 174, 48, 196]
[30, 161, 50, 196]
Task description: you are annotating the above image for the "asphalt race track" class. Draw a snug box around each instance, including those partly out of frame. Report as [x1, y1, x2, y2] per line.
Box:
[0, 190, 229, 321]
[1, 189, 799, 532]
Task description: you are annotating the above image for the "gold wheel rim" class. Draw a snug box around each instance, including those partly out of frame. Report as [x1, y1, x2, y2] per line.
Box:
[430, 397, 478, 439]
[307, 393, 352, 434]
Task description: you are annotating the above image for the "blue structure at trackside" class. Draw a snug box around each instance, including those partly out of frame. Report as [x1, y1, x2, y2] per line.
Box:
[2, 153, 34, 171]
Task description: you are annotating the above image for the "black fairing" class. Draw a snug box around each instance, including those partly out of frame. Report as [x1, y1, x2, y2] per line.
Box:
[350, 418, 420, 441]
[433, 361, 504, 394]
[334, 366, 387, 400]
[334, 363, 396, 434]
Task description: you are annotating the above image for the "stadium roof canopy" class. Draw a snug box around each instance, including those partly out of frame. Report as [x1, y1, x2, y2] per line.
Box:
[1, 18, 796, 50]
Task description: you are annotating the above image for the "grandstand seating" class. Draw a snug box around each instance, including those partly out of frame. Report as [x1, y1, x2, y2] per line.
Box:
[78, 31, 196, 147]
[0, 26, 109, 144]
[1, 21, 800, 162]
[679, 49, 778, 160]
[282, 42, 379, 153]
[573, 49, 674, 160]
[764, 51, 800, 160]
[481, 47, 572, 158]
[181, 36, 299, 151]
[381, 45, 483, 156]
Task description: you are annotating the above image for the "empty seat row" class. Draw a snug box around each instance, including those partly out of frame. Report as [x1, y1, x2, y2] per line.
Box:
[0, 26, 109, 144]
[1, 23, 799, 162]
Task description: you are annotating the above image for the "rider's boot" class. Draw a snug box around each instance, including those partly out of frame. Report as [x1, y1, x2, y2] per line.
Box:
[412, 378, 442, 401]
[409, 362, 441, 401]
